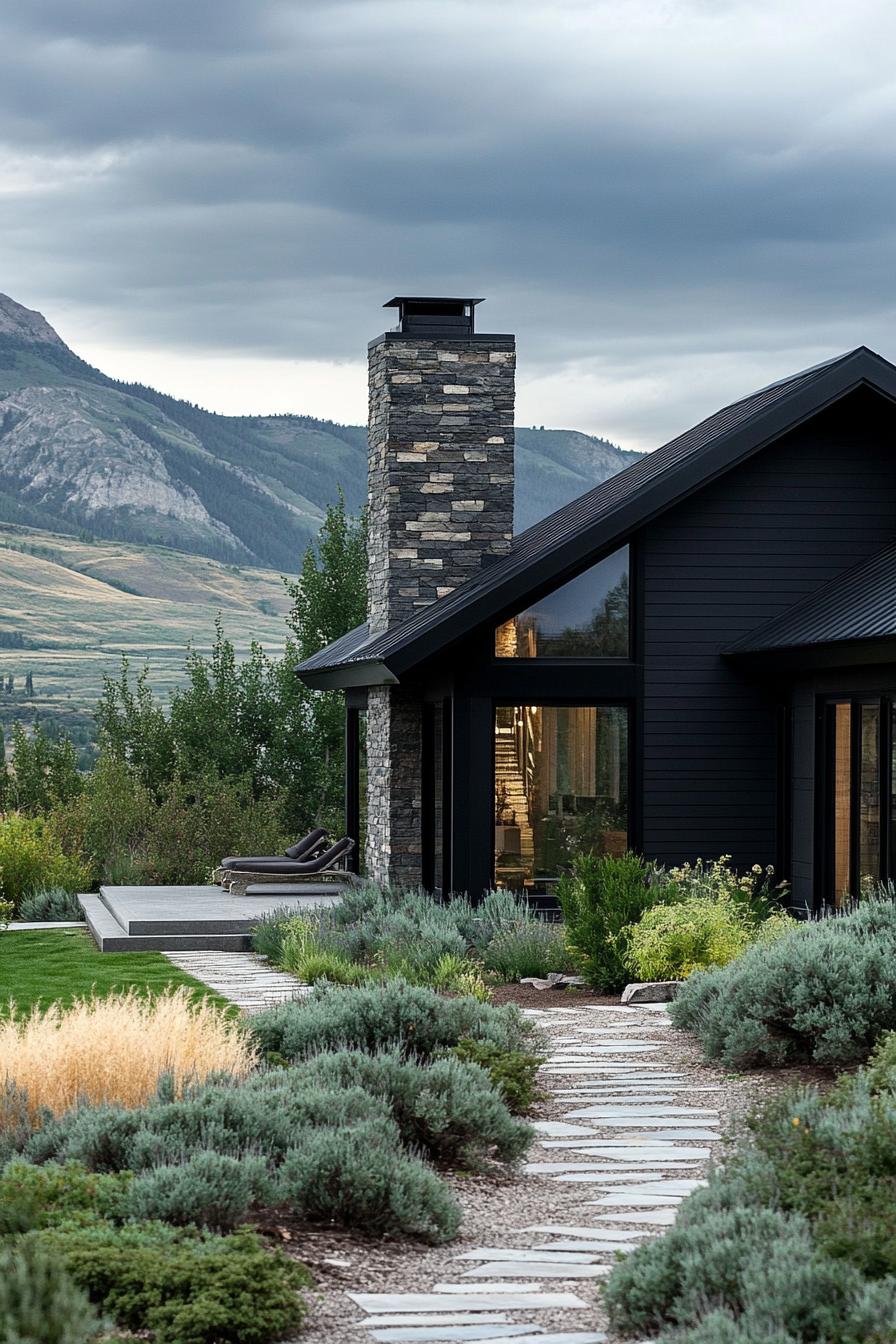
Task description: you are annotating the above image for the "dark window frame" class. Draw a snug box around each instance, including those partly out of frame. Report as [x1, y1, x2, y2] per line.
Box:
[816, 692, 895, 908]
[492, 542, 634, 665]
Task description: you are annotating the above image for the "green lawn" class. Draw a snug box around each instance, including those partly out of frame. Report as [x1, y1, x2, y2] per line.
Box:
[0, 928, 230, 1017]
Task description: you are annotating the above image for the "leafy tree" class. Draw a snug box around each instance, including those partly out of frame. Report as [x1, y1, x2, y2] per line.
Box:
[285, 488, 367, 659]
[7, 722, 83, 813]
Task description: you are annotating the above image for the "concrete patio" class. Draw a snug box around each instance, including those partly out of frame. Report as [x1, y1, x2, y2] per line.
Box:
[79, 883, 346, 952]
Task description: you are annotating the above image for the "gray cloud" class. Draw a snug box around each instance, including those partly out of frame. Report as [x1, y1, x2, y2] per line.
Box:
[2, 0, 896, 445]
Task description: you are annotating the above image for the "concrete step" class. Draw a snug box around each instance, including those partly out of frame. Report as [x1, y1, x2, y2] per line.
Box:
[97, 884, 341, 938]
[80, 895, 255, 953]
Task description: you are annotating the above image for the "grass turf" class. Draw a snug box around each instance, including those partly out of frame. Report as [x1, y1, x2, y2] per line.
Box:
[0, 928, 230, 1017]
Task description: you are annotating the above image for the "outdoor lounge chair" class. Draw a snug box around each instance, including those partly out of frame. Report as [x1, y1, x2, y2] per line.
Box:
[215, 827, 329, 879]
[219, 836, 355, 896]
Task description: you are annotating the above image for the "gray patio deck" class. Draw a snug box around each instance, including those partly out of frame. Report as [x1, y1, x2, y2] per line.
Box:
[79, 883, 346, 952]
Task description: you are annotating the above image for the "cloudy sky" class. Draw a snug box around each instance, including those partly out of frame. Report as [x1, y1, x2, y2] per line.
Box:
[3, 0, 896, 449]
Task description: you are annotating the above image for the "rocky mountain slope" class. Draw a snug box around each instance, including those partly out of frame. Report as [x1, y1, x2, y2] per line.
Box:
[0, 294, 639, 569]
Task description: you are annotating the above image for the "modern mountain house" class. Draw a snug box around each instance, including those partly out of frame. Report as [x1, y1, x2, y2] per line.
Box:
[298, 297, 896, 912]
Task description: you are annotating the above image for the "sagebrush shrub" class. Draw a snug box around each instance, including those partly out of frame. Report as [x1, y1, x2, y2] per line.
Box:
[35, 1221, 311, 1344]
[625, 895, 794, 981]
[276, 1120, 461, 1244]
[0, 1238, 100, 1344]
[123, 1152, 268, 1232]
[16, 887, 85, 923]
[295, 1049, 532, 1166]
[1, 988, 256, 1126]
[250, 978, 532, 1061]
[671, 900, 896, 1068]
[482, 919, 572, 981]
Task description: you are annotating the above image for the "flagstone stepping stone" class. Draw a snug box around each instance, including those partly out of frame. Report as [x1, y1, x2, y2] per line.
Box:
[622, 1129, 721, 1142]
[462, 1262, 611, 1279]
[563, 1103, 717, 1119]
[564, 1153, 702, 1167]
[532, 1241, 640, 1253]
[525, 1164, 673, 1179]
[593, 1193, 683, 1206]
[549, 1043, 660, 1053]
[590, 1209, 678, 1225]
[361, 1316, 515, 1327]
[530, 1121, 599, 1137]
[523, 1225, 646, 1239]
[619, 1179, 706, 1194]
[455, 1248, 599, 1264]
[367, 1329, 544, 1342]
[351, 1293, 588, 1312]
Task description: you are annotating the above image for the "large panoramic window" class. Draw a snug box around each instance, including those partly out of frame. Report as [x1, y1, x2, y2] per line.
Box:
[495, 547, 630, 659]
[494, 704, 628, 893]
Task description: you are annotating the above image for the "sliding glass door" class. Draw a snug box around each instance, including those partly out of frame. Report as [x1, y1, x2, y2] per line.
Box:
[494, 703, 629, 893]
[821, 696, 894, 906]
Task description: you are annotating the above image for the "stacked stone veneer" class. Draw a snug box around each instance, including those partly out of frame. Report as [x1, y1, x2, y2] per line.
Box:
[365, 330, 516, 887]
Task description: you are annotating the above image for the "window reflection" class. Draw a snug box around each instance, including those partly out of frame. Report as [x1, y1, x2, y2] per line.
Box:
[495, 704, 628, 893]
[495, 548, 629, 658]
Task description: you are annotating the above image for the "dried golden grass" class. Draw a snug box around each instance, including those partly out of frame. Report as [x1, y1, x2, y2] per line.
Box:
[0, 986, 257, 1124]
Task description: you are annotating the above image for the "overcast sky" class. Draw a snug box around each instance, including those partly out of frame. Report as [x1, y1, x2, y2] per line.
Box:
[3, 0, 896, 449]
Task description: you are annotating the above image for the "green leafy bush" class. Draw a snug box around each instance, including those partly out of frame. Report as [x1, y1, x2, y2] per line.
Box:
[0, 1160, 132, 1234]
[250, 979, 533, 1062]
[671, 900, 896, 1068]
[0, 1238, 100, 1344]
[34, 1221, 310, 1344]
[278, 918, 371, 984]
[451, 1038, 543, 1114]
[122, 1152, 269, 1233]
[0, 896, 12, 928]
[16, 887, 85, 922]
[0, 812, 90, 915]
[276, 1120, 460, 1244]
[295, 1049, 532, 1167]
[251, 905, 301, 963]
[556, 851, 676, 991]
[625, 895, 794, 980]
[482, 919, 572, 981]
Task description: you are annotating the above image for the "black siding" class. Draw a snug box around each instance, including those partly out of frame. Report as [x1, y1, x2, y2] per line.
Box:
[639, 391, 896, 874]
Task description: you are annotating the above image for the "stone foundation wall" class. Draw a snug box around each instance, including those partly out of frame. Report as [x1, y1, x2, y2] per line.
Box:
[364, 684, 423, 888]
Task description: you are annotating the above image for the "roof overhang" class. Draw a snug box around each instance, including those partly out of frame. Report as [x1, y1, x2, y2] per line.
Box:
[726, 635, 896, 673]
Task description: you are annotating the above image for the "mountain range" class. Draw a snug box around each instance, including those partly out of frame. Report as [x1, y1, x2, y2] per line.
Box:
[0, 294, 638, 570]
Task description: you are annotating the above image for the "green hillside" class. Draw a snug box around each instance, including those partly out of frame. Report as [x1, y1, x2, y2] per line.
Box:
[0, 523, 293, 755]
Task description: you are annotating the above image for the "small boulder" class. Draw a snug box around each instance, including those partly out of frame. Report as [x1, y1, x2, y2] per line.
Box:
[520, 972, 588, 991]
[621, 980, 681, 1003]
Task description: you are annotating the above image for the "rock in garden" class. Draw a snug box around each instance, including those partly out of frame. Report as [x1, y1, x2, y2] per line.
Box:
[521, 973, 588, 990]
[621, 981, 681, 1003]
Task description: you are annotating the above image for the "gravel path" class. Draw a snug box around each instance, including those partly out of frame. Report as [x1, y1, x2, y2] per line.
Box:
[294, 999, 756, 1343]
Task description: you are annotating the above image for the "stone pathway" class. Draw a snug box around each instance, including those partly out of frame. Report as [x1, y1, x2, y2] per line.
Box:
[336, 1001, 730, 1344]
[163, 950, 308, 1012]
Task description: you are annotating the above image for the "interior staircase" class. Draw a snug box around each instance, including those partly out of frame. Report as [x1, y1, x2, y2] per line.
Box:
[494, 732, 535, 869]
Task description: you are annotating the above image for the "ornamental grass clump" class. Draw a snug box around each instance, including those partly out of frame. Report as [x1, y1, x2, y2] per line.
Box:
[0, 987, 256, 1126]
[671, 898, 896, 1068]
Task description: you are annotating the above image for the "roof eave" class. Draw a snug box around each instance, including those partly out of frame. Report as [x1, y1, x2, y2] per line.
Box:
[725, 634, 896, 671]
[297, 659, 399, 691]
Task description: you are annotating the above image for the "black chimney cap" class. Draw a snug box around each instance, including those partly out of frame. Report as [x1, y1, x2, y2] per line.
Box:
[384, 296, 483, 338]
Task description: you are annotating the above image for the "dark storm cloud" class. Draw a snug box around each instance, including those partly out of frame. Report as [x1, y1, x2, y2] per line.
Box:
[2, 0, 896, 442]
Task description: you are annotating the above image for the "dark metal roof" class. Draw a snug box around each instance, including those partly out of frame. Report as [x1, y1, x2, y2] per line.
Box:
[727, 542, 896, 656]
[298, 346, 896, 686]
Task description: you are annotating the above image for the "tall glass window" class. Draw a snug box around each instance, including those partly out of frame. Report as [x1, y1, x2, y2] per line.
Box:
[859, 703, 881, 896]
[495, 547, 629, 658]
[831, 702, 852, 908]
[494, 704, 628, 893]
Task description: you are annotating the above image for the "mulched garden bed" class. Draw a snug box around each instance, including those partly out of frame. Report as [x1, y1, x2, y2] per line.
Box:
[490, 982, 625, 1010]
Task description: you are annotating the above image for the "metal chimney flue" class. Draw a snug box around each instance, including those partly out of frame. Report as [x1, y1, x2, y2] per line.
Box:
[384, 296, 483, 339]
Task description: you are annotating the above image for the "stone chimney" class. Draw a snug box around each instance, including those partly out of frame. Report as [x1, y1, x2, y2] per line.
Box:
[365, 296, 516, 887]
